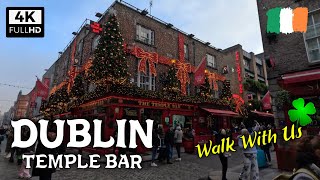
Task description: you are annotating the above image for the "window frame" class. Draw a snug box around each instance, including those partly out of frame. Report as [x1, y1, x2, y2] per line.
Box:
[303, 9, 320, 63]
[243, 59, 250, 70]
[184, 44, 189, 60]
[92, 35, 101, 52]
[77, 39, 84, 55]
[206, 54, 216, 68]
[136, 61, 156, 91]
[136, 24, 155, 46]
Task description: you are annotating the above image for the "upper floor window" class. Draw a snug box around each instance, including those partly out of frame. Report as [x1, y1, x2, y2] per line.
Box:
[92, 35, 101, 51]
[136, 24, 155, 45]
[184, 44, 189, 60]
[304, 12, 320, 62]
[243, 59, 250, 70]
[206, 54, 216, 68]
[77, 39, 83, 55]
[256, 64, 263, 76]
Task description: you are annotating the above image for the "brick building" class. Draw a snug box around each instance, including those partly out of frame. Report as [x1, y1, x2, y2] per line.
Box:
[47, 1, 267, 104]
[257, 0, 320, 128]
[33, 1, 270, 153]
[13, 91, 29, 120]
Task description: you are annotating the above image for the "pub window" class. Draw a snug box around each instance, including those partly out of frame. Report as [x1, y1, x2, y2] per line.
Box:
[137, 62, 156, 91]
[92, 35, 101, 51]
[206, 54, 216, 68]
[172, 115, 186, 129]
[184, 44, 189, 60]
[187, 83, 191, 96]
[136, 24, 155, 45]
[304, 11, 320, 63]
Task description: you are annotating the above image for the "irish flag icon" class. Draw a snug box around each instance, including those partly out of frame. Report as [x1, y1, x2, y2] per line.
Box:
[267, 7, 308, 34]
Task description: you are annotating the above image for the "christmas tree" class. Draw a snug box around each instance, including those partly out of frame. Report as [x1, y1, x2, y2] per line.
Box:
[88, 14, 129, 84]
[161, 65, 180, 95]
[70, 73, 85, 99]
[198, 75, 213, 98]
[220, 80, 232, 100]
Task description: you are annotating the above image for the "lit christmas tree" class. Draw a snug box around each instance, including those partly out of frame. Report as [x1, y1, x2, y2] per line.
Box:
[70, 73, 85, 99]
[198, 75, 213, 98]
[220, 80, 232, 100]
[88, 14, 129, 84]
[161, 65, 180, 96]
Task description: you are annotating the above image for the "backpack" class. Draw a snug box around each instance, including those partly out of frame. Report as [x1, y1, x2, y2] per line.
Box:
[273, 168, 319, 180]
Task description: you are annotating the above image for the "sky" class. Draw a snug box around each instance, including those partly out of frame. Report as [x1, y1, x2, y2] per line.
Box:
[0, 0, 263, 113]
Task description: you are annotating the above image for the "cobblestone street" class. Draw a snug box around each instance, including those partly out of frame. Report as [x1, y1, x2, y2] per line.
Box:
[0, 138, 287, 180]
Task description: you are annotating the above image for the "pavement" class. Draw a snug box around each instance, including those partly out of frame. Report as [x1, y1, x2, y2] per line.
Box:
[0, 137, 290, 180]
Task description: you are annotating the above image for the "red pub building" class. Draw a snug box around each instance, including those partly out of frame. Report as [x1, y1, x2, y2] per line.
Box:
[36, 0, 269, 154]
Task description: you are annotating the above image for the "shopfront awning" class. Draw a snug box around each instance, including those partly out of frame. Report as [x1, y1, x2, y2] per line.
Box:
[281, 69, 320, 84]
[202, 108, 240, 117]
[251, 111, 274, 118]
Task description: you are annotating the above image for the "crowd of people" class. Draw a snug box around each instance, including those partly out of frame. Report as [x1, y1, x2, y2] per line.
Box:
[0, 122, 62, 180]
[0, 120, 319, 180]
[150, 124, 184, 167]
[213, 120, 276, 180]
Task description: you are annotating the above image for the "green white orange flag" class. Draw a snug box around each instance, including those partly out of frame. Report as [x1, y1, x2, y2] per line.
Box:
[267, 7, 308, 34]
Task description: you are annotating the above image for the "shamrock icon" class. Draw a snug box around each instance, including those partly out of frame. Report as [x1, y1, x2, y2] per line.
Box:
[288, 98, 316, 126]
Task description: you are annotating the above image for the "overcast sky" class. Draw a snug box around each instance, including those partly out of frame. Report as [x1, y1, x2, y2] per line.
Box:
[0, 0, 263, 113]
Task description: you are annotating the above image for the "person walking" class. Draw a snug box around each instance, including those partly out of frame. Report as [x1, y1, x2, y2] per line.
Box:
[164, 125, 174, 164]
[216, 129, 229, 180]
[174, 125, 183, 161]
[151, 124, 160, 167]
[5, 126, 13, 158]
[260, 126, 271, 166]
[238, 128, 259, 180]
[32, 121, 58, 180]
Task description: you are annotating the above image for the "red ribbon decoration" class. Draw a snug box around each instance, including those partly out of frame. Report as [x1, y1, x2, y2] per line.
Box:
[175, 62, 192, 95]
[136, 47, 158, 76]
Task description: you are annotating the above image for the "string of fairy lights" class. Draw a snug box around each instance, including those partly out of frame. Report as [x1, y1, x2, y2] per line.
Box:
[0, 82, 32, 89]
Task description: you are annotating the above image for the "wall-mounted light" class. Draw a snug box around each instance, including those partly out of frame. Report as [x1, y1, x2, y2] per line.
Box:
[166, 23, 173, 28]
[95, 12, 103, 18]
[72, 32, 78, 35]
[188, 34, 194, 38]
[141, 9, 148, 15]
[115, 107, 119, 114]
[205, 42, 210, 46]
[58, 52, 63, 55]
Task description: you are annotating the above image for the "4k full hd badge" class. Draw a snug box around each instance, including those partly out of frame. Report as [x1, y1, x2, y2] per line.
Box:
[6, 7, 44, 37]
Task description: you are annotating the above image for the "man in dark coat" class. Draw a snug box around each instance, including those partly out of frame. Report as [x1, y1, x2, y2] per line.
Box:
[32, 121, 57, 180]
[164, 125, 174, 164]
